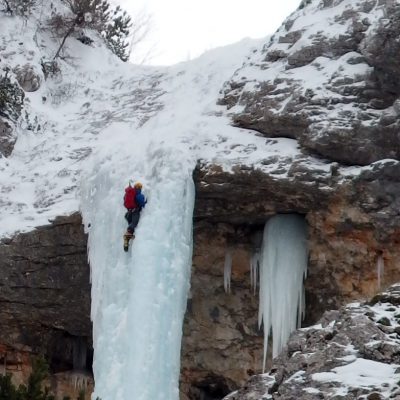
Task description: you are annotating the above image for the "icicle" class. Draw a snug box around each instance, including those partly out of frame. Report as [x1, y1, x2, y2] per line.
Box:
[258, 214, 308, 371]
[377, 253, 384, 289]
[250, 250, 260, 295]
[71, 373, 89, 390]
[224, 248, 233, 293]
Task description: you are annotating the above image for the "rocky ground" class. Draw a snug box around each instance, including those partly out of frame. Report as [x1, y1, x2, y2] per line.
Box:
[224, 284, 400, 399]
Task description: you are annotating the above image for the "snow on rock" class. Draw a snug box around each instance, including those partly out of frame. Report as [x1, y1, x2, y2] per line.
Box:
[14, 63, 42, 92]
[220, 0, 400, 165]
[223, 284, 400, 399]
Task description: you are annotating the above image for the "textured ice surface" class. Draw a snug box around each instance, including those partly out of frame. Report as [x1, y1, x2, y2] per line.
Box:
[81, 141, 195, 400]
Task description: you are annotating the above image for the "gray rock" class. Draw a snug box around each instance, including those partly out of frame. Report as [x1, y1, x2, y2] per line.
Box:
[14, 63, 42, 92]
[223, 285, 400, 399]
[220, 0, 400, 165]
[0, 213, 92, 370]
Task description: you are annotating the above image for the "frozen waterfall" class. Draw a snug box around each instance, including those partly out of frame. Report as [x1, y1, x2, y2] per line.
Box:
[258, 214, 308, 370]
[81, 144, 195, 400]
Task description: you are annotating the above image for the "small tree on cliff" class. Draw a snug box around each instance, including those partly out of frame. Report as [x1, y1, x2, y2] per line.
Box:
[102, 5, 132, 62]
[51, 0, 132, 61]
[0, 357, 55, 400]
[0, 374, 18, 400]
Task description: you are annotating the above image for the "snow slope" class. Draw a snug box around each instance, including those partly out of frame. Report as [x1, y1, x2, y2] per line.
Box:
[0, 13, 307, 238]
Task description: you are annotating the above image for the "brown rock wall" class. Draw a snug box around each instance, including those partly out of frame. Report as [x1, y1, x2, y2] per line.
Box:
[193, 160, 400, 326]
[0, 213, 93, 398]
[181, 223, 263, 399]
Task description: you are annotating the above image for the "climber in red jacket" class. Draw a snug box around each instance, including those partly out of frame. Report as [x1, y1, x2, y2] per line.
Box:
[124, 181, 146, 234]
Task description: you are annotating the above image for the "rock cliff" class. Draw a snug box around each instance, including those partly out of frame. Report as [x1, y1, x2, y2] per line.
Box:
[187, 0, 400, 395]
[0, 213, 93, 398]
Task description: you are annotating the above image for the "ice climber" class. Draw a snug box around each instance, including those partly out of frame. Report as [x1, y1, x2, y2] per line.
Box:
[123, 181, 146, 250]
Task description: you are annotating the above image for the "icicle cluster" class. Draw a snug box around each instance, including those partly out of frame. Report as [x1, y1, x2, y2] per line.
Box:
[258, 214, 308, 371]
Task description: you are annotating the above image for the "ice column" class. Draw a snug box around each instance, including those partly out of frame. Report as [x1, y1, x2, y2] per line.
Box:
[81, 149, 195, 400]
[258, 214, 308, 370]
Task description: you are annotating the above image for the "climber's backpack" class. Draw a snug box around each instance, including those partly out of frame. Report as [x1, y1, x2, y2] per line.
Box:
[124, 186, 137, 209]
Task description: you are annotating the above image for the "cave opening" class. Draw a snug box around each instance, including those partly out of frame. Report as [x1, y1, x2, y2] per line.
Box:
[189, 375, 232, 400]
[48, 332, 93, 375]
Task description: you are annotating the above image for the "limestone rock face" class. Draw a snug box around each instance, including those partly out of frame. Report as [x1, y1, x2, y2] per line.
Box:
[187, 140, 400, 396]
[14, 63, 42, 92]
[223, 285, 400, 399]
[0, 213, 92, 392]
[220, 0, 400, 165]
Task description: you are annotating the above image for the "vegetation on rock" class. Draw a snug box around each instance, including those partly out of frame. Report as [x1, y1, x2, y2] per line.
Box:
[0, 68, 25, 122]
[50, 0, 132, 61]
[0, 358, 86, 400]
[1, 0, 133, 61]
